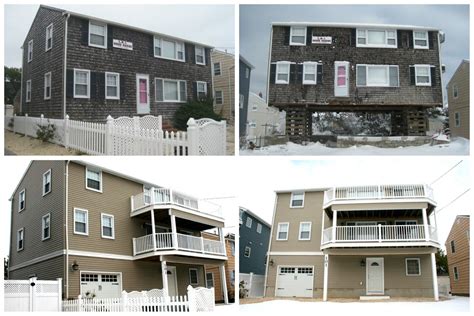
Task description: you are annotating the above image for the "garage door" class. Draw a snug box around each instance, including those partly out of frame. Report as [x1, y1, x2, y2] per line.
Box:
[275, 266, 314, 298]
[80, 273, 121, 298]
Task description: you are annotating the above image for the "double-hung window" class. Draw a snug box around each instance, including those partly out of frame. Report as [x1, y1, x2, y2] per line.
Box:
[290, 26, 306, 45]
[155, 78, 187, 102]
[105, 72, 120, 100]
[290, 192, 304, 208]
[454, 112, 461, 127]
[214, 90, 223, 104]
[44, 72, 52, 100]
[206, 272, 214, 288]
[86, 168, 102, 192]
[154, 36, 185, 61]
[213, 62, 221, 76]
[453, 267, 459, 280]
[453, 85, 459, 99]
[299, 222, 312, 240]
[89, 20, 107, 48]
[73, 69, 90, 98]
[27, 40, 33, 62]
[405, 258, 421, 276]
[19, 189, 26, 212]
[277, 223, 289, 240]
[42, 213, 51, 241]
[101, 213, 115, 239]
[26, 80, 32, 102]
[246, 217, 252, 228]
[275, 62, 290, 84]
[74, 208, 88, 235]
[256, 223, 262, 234]
[195, 46, 205, 65]
[414, 65, 431, 86]
[356, 65, 399, 87]
[450, 240, 456, 253]
[303, 62, 317, 85]
[356, 29, 397, 48]
[17, 228, 24, 251]
[189, 268, 198, 285]
[196, 81, 207, 99]
[413, 31, 429, 49]
[45, 24, 53, 51]
[43, 169, 52, 196]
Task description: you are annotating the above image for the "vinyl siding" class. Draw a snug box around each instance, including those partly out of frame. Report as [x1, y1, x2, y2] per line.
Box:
[9, 255, 64, 281]
[447, 61, 470, 139]
[445, 216, 470, 295]
[211, 51, 235, 120]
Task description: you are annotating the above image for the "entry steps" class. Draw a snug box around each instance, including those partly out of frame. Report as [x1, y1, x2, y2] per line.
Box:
[359, 296, 391, 301]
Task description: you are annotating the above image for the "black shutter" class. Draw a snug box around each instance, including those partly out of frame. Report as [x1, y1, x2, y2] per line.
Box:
[296, 64, 303, 84]
[317, 64, 323, 84]
[204, 48, 210, 65]
[120, 74, 125, 100]
[428, 31, 434, 49]
[350, 29, 356, 47]
[269, 64, 276, 84]
[81, 19, 89, 46]
[430, 67, 437, 86]
[97, 72, 105, 99]
[289, 64, 296, 83]
[408, 31, 414, 49]
[90, 72, 97, 100]
[207, 82, 211, 98]
[66, 69, 74, 98]
[149, 35, 155, 57]
[409, 66, 415, 85]
[306, 27, 312, 45]
[284, 27, 290, 45]
[397, 30, 403, 48]
[186, 43, 195, 64]
[107, 25, 113, 50]
[193, 82, 198, 100]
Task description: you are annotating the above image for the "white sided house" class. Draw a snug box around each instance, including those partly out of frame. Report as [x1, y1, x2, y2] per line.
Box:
[247, 92, 284, 141]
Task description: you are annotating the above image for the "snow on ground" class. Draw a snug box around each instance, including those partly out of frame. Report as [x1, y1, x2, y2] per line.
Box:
[239, 296, 470, 313]
[241, 137, 469, 156]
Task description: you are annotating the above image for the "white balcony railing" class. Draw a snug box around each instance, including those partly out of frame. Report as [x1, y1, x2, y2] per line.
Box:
[324, 184, 434, 206]
[131, 188, 223, 218]
[132, 232, 226, 256]
[322, 224, 439, 245]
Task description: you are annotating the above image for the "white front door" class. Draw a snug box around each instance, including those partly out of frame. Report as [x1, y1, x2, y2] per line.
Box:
[136, 74, 150, 114]
[275, 266, 314, 298]
[80, 272, 122, 298]
[366, 258, 384, 295]
[166, 266, 178, 296]
[334, 61, 349, 97]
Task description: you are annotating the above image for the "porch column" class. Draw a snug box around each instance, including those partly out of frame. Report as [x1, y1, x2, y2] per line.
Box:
[320, 209, 326, 244]
[219, 264, 229, 304]
[422, 208, 430, 241]
[218, 227, 225, 254]
[331, 210, 337, 242]
[430, 253, 439, 301]
[161, 260, 169, 296]
[151, 210, 157, 250]
[323, 254, 329, 301]
[171, 214, 178, 250]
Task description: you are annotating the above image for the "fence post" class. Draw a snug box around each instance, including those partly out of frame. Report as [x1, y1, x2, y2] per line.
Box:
[187, 118, 199, 155]
[187, 285, 197, 312]
[249, 272, 254, 297]
[105, 115, 114, 155]
[77, 295, 82, 312]
[64, 115, 70, 148]
[24, 113, 29, 136]
[121, 290, 127, 312]
[28, 276, 37, 312]
[13, 114, 17, 134]
[57, 278, 63, 312]
[133, 116, 140, 154]
[221, 120, 227, 155]
[40, 114, 44, 128]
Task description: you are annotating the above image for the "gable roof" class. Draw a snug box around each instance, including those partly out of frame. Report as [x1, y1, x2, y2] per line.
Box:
[447, 59, 470, 87]
[240, 206, 271, 228]
[272, 21, 441, 31]
[445, 215, 470, 244]
[239, 55, 255, 69]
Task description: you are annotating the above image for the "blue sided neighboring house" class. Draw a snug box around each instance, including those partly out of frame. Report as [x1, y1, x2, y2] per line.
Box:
[239, 207, 271, 275]
[239, 56, 254, 139]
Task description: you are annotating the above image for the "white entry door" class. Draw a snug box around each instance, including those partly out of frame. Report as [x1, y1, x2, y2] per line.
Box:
[80, 272, 122, 298]
[366, 258, 384, 295]
[166, 266, 178, 296]
[136, 74, 150, 114]
[334, 61, 349, 97]
[275, 266, 314, 298]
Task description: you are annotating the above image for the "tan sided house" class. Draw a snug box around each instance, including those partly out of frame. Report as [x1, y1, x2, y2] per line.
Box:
[265, 185, 441, 301]
[447, 60, 470, 139]
[445, 215, 470, 296]
[211, 50, 235, 120]
[8, 161, 229, 302]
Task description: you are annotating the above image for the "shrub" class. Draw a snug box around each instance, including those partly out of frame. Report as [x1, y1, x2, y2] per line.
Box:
[173, 98, 222, 130]
[239, 280, 249, 299]
[36, 122, 56, 142]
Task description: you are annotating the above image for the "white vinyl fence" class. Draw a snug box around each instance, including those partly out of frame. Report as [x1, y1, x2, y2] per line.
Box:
[62, 286, 214, 312]
[240, 273, 265, 298]
[4, 277, 62, 312]
[4, 114, 226, 156]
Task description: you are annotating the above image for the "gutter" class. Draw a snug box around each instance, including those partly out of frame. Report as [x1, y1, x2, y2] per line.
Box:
[63, 13, 70, 119]
[265, 25, 273, 103]
[20, 46, 24, 114]
[263, 193, 278, 297]
[438, 31, 445, 107]
[64, 160, 70, 298]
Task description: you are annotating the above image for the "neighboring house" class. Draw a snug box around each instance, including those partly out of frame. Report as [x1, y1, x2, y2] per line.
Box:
[20, 5, 212, 126]
[204, 233, 236, 302]
[267, 22, 445, 142]
[447, 60, 470, 139]
[239, 207, 271, 275]
[445, 215, 470, 296]
[8, 160, 229, 303]
[211, 50, 235, 121]
[247, 92, 283, 141]
[265, 185, 441, 300]
[239, 56, 254, 138]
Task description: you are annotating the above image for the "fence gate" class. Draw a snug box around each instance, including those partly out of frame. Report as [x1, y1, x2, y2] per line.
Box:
[4, 277, 62, 312]
[188, 118, 226, 156]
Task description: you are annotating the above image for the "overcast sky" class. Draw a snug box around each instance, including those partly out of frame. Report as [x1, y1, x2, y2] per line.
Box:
[240, 4, 469, 100]
[4, 4, 235, 68]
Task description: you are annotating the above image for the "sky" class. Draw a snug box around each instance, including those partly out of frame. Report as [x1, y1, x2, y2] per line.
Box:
[4, 4, 235, 68]
[240, 4, 469, 100]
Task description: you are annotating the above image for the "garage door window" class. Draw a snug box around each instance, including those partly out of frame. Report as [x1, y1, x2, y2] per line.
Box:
[101, 274, 118, 282]
[280, 267, 295, 274]
[298, 267, 313, 274]
[81, 274, 99, 282]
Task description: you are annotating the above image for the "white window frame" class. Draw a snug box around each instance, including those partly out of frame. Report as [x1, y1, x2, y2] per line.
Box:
[248, 121, 256, 129]
[256, 223, 262, 234]
[42, 213, 51, 241]
[213, 62, 221, 76]
[195, 46, 206, 65]
[246, 217, 252, 228]
[356, 29, 397, 48]
[276, 222, 289, 241]
[214, 90, 223, 105]
[73, 69, 91, 99]
[42, 169, 52, 196]
[453, 266, 459, 281]
[275, 62, 291, 84]
[101, 213, 115, 239]
[44, 72, 52, 100]
[303, 62, 318, 85]
[85, 167, 102, 193]
[450, 240, 456, 253]
[290, 26, 307, 46]
[405, 258, 421, 276]
[454, 112, 461, 127]
[414, 65, 432, 86]
[27, 40, 33, 62]
[45, 23, 53, 51]
[105, 72, 120, 100]
[74, 208, 89, 236]
[244, 246, 251, 258]
[196, 81, 207, 98]
[239, 94, 244, 108]
[413, 31, 429, 49]
[453, 85, 459, 99]
[17, 228, 25, 251]
[88, 20, 107, 49]
[298, 222, 312, 241]
[205, 272, 214, 289]
[290, 192, 305, 208]
[356, 64, 399, 87]
[189, 268, 199, 285]
[19, 189, 26, 212]
[26, 80, 32, 102]
[153, 36, 185, 62]
[155, 78, 187, 102]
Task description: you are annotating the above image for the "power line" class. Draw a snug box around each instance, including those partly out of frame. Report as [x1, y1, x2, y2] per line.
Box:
[430, 160, 463, 185]
[436, 188, 470, 214]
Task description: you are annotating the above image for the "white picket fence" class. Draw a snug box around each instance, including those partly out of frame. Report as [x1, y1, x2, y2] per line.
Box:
[239, 273, 265, 298]
[4, 114, 226, 156]
[62, 286, 214, 312]
[4, 277, 62, 312]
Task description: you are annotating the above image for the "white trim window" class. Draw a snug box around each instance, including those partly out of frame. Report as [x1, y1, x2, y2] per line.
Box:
[453, 84, 459, 99]
[290, 192, 305, 208]
[356, 65, 399, 87]
[86, 168, 102, 192]
[453, 266, 459, 281]
[189, 268, 199, 285]
[42, 169, 52, 196]
[73, 69, 90, 98]
[45, 23, 53, 51]
[248, 121, 256, 129]
[105, 72, 120, 100]
[256, 223, 262, 234]
[44, 72, 52, 100]
[276, 222, 289, 241]
[196, 81, 207, 99]
[74, 208, 89, 235]
[101, 213, 115, 239]
[299, 222, 312, 240]
[290, 26, 307, 45]
[356, 29, 397, 48]
[244, 246, 251, 257]
[26, 80, 32, 102]
[17, 228, 25, 251]
[213, 62, 221, 76]
[303, 62, 318, 85]
[27, 40, 33, 62]
[205, 272, 214, 289]
[276, 62, 291, 84]
[89, 20, 107, 49]
[155, 78, 187, 102]
[405, 258, 421, 276]
[214, 90, 223, 105]
[195, 46, 205, 65]
[42, 213, 51, 241]
[19, 189, 26, 212]
[454, 112, 461, 127]
[414, 65, 431, 86]
[154, 36, 185, 62]
[246, 217, 252, 228]
[450, 240, 456, 253]
[239, 94, 244, 109]
[413, 31, 429, 49]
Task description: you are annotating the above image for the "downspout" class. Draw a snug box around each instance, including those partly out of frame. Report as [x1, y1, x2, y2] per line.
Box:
[263, 194, 278, 297]
[63, 13, 70, 119]
[265, 25, 274, 103]
[20, 46, 24, 114]
[437, 30, 445, 108]
[64, 160, 70, 298]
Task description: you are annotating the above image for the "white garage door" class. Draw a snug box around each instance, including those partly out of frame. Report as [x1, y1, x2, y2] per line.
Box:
[275, 266, 314, 298]
[80, 273, 122, 298]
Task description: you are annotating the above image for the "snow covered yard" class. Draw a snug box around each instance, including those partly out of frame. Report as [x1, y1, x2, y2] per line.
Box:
[239, 296, 470, 313]
[241, 138, 469, 156]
